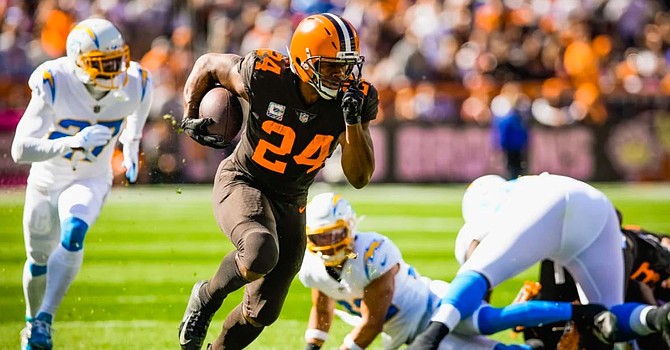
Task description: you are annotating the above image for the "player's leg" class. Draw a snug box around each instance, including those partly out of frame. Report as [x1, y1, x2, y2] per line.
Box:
[409, 196, 566, 350]
[179, 165, 279, 349]
[562, 209, 624, 308]
[561, 204, 630, 345]
[211, 199, 306, 350]
[21, 184, 60, 349]
[442, 197, 566, 323]
[37, 179, 108, 318]
[27, 179, 108, 350]
[522, 260, 578, 349]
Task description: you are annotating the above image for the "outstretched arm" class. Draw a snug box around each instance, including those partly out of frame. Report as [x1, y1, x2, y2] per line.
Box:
[341, 263, 399, 350]
[305, 288, 335, 349]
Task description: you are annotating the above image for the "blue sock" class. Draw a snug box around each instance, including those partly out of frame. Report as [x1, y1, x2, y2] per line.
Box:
[610, 302, 648, 340]
[440, 271, 490, 320]
[479, 300, 572, 335]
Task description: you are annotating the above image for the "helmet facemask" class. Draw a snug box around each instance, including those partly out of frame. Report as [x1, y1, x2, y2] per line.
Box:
[300, 50, 364, 100]
[305, 192, 358, 267]
[306, 219, 354, 267]
[76, 45, 130, 90]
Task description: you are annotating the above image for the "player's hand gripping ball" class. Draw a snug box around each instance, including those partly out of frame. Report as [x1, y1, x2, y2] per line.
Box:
[181, 87, 243, 149]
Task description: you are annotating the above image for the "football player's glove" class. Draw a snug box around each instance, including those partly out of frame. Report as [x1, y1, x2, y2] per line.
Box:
[181, 117, 229, 149]
[341, 85, 364, 125]
[406, 321, 449, 350]
[571, 304, 617, 348]
[120, 137, 140, 183]
[69, 124, 113, 151]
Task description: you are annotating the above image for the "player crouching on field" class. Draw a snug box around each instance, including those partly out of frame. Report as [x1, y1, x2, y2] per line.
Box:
[298, 192, 620, 350]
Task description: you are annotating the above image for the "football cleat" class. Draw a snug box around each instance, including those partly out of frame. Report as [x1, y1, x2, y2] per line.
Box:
[179, 281, 214, 350]
[20, 321, 30, 350]
[655, 302, 670, 333]
[25, 312, 53, 350]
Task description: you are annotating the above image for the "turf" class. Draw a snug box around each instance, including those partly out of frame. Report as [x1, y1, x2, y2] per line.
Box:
[0, 182, 669, 349]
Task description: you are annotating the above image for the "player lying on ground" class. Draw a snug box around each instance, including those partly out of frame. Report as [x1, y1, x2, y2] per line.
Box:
[408, 173, 670, 350]
[298, 192, 618, 350]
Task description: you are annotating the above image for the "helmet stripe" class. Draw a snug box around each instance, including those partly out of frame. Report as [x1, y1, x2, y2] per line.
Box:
[72, 25, 100, 48]
[321, 13, 355, 53]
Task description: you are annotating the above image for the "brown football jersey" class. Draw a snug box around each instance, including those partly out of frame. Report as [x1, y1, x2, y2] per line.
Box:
[230, 49, 378, 203]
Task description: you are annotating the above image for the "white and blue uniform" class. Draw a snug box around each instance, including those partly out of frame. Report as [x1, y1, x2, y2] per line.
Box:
[11, 56, 152, 319]
[299, 231, 502, 350]
[428, 173, 624, 345]
[455, 173, 624, 307]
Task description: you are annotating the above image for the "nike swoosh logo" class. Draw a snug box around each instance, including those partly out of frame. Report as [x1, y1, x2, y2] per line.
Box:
[298, 206, 306, 214]
[179, 322, 191, 345]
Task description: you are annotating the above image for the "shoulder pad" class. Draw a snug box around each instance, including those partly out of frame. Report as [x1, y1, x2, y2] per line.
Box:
[128, 62, 152, 102]
[28, 61, 59, 105]
[358, 232, 403, 280]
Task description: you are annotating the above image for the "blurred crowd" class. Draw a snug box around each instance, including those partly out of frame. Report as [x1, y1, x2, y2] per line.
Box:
[1, 0, 670, 182]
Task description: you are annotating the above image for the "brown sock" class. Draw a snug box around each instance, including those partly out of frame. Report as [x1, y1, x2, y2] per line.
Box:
[211, 304, 264, 350]
[200, 251, 248, 311]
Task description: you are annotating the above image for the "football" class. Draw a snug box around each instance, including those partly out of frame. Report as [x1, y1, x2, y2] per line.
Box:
[199, 87, 244, 143]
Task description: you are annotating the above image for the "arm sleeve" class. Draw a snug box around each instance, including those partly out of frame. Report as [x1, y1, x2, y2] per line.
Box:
[476, 301, 572, 335]
[238, 51, 258, 99]
[11, 92, 72, 163]
[120, 65, 153, 144]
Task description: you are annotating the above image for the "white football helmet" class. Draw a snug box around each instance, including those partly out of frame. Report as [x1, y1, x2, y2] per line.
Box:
[461, 174, 508, 222]
[306, 192, 357, 267]
[455, 174, 508, 264]
[66, 18, 129, 90]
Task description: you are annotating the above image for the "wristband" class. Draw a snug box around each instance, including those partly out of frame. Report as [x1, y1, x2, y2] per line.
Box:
[305, 328, 329, 342]
[343, 334, 364, 350]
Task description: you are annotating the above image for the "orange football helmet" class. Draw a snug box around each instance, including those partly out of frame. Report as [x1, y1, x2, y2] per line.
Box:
[289, 13, 365, 100]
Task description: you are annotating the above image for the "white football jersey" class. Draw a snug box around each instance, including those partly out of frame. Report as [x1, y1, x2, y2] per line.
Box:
[16, 57, 152, 187]
[456, 173, 623, 307]
[299, 231, 434, 349]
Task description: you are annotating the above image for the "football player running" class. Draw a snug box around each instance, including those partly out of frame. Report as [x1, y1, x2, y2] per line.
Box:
[177, 13, 377, 350]
[299, 192, 621, 350]
[11, 18, 152, 350]
[409, 173, 670, 350]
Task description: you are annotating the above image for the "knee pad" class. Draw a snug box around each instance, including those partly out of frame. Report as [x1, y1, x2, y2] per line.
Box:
[243, 305, 276, 328]
[239, 231, 279, 276]
[29, 262, 47, 277]
[60, 217, 89, 251]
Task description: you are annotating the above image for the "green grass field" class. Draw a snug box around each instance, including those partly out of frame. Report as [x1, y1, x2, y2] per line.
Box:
[1, 182, 669, 349]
